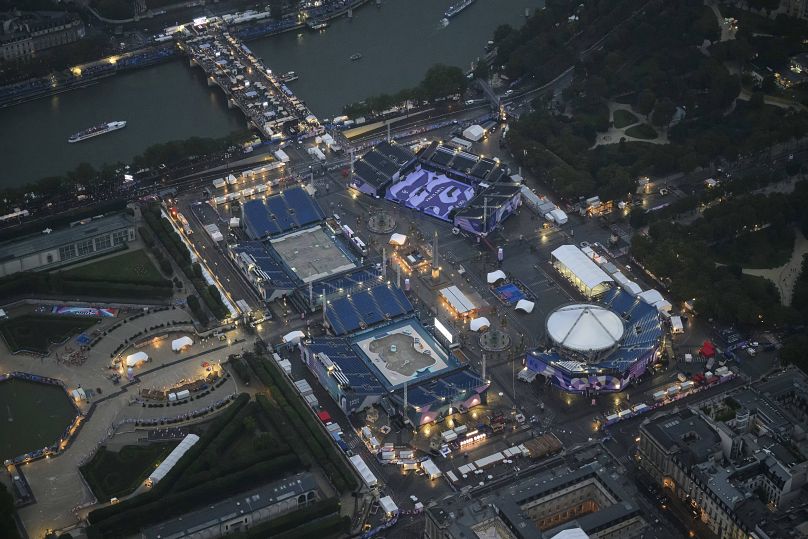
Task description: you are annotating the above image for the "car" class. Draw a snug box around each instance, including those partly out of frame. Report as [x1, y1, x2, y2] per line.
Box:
[333, 213, 341, 223]
[504, 89, 514, 96]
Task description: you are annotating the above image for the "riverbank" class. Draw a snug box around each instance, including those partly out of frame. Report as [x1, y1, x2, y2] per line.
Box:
[0, 0, 370, 109]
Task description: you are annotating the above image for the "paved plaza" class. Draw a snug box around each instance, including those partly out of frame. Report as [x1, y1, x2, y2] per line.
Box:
[0, 305, 249, 537]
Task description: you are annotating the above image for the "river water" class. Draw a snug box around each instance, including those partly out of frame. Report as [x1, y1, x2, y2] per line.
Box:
[0, 0, 541, 188]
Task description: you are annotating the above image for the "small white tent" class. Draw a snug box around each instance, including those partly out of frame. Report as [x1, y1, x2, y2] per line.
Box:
[126, 351, 149, 368]
[487, 270, 506, 284]
[171, 336, 193, 352]
[515, 299, 535, 313]
[470, 317, 490, 332]
[282, 330, 305, 344]
[389, 233, 407, 246]
[463, 125, 485, 142]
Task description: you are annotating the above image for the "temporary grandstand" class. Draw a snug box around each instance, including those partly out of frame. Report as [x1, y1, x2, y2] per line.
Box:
[323, 279, 414, 336]
[351, 140, 521, 236]
[453, 183, 521, 236]
[386, 168, 475, 221]
[419, 142, 510, 185]
[351, 140, 417, 196]
[231, 241, 309, 301]
[242, 186, 325, 239]
[525, 287, 663, 393]
[302, 316, 488, 424]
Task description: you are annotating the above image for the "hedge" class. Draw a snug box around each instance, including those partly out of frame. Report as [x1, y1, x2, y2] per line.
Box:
[229, 356, 251, 385]
[142, 204, 228, 320]
[247, 354, 356, 492]
[87, 394, 249, 525]
[0, 271, 172, 300]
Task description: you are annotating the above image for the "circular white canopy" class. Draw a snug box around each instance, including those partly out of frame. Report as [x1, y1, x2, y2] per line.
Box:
[547, 304, 623, 353]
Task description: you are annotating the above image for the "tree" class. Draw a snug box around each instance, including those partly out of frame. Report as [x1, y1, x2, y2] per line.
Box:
[0, 483, 20, 539]
[629, 207, 648, 229]
[651, 98, 676, 127]
[473, 61, 490, 81]
[419, 64, 467, 100]
[493, 24, 514, 43]
[636, 90, 656, 116]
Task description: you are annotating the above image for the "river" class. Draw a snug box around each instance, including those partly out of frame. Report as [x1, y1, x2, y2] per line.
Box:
[0, 0, 541, 188]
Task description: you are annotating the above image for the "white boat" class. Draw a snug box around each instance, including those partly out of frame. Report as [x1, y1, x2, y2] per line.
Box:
[68, 121, 126, 143]
[444, 0, 475, 18]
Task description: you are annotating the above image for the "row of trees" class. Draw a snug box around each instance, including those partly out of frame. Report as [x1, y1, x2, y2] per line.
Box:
[142, 204, 229, 321]
[0, 265, 173, 301]
[245, 350, 358, 492]
[343, 63, 468, 117]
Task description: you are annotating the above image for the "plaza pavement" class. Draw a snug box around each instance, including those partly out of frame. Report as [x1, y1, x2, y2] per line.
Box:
[0, 307, 249, 537]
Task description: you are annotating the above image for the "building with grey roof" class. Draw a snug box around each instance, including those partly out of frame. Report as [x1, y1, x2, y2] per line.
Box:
[425, 453, 645, 539]
[639, 387, 808, 539]
[141, 472, 319, 539]
[0, 213, 135, 278]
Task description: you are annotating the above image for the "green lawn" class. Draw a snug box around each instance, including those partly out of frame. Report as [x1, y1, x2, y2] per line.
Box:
[0, 315, 97, 354]
[62, 250, 166, 286]
[625, 123, 658, 140]
[613, 109, 639, 128]
[80, 443, 178, 502]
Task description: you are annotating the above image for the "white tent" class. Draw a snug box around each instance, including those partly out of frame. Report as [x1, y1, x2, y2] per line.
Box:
[379, 495, 399, 516]
[515, 299, 535, 313]
[282, 330, 305, 344]
[470, 317, 490, 332]
[639, 289, 673, 313]
[125, 351, 149, 368]
[670, 315, 684, 334]
[421, 458, 442, 480]
[551, 245, 613, 295]
[171, 336, 193, 352]
[389, 233, 407, 246]
[487, 270, 507, 284]
[463, 124, 485, 142]
[440, 286, 476, 315]
[147, 434, 200, 486]
[229, 217, 241, 228]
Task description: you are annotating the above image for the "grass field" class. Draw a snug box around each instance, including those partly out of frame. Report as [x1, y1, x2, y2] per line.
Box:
[81, 443, 178, 501]
[0, 315, 97, 354]
[62, 250, 165, 285]
[625, 123, 658, 140]
[0, 379, 77, 461]
[613, 109, 639, 128]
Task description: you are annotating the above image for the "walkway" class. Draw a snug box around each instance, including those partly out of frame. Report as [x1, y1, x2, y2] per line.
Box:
[591, 102, 669, 148]
[741, 228, 808, 306]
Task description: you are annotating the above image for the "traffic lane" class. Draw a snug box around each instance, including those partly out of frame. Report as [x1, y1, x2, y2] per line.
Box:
[181, 200, 263, 311]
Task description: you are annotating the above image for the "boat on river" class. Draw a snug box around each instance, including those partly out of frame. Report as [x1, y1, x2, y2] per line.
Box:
[68, 121, 126, 143]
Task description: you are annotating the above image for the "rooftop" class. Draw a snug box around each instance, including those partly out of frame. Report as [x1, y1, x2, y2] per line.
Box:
[141, 473, 317, 539]
[546, 304, 624, 353]
[0, 212, 133, 262]
[642, 408, 720, 464]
